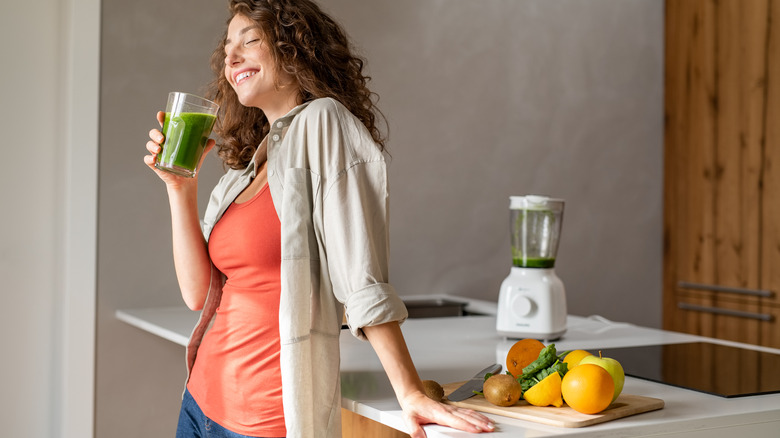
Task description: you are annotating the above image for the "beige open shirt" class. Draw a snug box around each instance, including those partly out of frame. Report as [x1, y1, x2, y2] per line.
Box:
[186, 98, 408, 437]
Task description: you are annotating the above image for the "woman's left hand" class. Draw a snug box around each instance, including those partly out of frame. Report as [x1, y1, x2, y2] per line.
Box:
[362, 322, 496, 437]
[399, 391, 495, 437]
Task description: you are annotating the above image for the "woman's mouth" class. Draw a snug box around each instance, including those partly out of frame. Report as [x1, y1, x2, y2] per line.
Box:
[235, 70, 258, 85]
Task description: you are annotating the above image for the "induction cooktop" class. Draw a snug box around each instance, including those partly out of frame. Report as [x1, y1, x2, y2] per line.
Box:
[596, 342, 780, 398]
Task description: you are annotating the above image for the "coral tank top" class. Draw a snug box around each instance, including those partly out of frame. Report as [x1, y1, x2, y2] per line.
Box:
[187, 183, 285, 437]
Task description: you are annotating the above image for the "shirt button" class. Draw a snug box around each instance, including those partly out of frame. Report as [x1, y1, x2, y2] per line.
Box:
[276, 121, 284, 128]
[269, 169, 275, 176]
[272, 134, 280, 142]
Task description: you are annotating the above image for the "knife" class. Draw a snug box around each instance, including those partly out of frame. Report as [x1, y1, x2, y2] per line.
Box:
[446, 363, 503, 402]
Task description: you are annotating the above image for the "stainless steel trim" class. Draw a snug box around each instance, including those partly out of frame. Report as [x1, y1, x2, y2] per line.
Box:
[678, 281, 774, 298]
[677, 302, 774, 321]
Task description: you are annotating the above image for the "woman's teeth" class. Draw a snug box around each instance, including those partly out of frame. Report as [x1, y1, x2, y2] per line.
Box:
[236, 71, 257, 84]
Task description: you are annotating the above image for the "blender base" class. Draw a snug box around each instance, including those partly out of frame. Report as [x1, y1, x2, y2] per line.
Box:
[495, 267, 567, 341]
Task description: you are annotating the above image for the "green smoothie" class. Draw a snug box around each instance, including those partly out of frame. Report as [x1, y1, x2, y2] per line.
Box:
[156, 111, 217, 177]
[513, 257, 556, 269]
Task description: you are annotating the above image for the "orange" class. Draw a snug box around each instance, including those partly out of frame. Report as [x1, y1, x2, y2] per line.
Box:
[506, 338, 545, 377]
[523, 372, 563, 407]
[563, 349, 593, 370]
[561, 364, 614, 414]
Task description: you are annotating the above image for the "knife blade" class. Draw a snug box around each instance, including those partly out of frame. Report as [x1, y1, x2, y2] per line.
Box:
[446, 363, 503, 402]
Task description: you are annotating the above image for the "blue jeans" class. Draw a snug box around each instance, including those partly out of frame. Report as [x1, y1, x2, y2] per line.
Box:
[177, 388, 281, 438]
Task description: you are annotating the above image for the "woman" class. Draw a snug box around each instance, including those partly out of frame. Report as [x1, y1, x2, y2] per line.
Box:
[144, 1, 495, 437]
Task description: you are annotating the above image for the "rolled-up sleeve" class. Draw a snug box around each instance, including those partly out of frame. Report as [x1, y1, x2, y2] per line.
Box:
[321, 157, 407, 340]
[343, 283, 406, 340]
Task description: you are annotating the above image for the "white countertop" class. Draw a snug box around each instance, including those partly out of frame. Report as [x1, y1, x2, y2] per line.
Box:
[117, 303, 780, 437]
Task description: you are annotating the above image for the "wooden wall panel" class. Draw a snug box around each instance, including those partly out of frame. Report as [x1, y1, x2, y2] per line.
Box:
[712, 0, 768, 344]
[664, 0, 778, 348]
[664, 0, 719, 336]
[762, 0, 780, 347]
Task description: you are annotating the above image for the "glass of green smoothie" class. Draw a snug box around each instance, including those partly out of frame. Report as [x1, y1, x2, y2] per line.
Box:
[154, 92, 219, 178]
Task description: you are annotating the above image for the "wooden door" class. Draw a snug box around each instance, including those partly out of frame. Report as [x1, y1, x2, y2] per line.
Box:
[664, 0, 779, 348]
[761, 0, 780, 348]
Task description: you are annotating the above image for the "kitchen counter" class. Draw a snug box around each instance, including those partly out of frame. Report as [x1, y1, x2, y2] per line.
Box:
[117, 304, 780, 437]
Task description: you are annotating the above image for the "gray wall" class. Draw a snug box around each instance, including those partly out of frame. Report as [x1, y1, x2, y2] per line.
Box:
[3, 0, 99, 435]
[2, 1, 63, 436]
[97, 0, 663, 436]
[328, 0, 664, 320]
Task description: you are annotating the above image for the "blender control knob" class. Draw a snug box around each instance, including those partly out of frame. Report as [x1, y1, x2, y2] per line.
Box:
[510, 295, 533, 318]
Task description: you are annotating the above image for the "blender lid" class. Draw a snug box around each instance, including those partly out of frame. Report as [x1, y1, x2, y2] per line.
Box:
[509, 195, 564, 210]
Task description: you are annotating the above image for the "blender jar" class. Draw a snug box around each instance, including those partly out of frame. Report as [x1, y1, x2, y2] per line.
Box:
[509, 195, 564, 269]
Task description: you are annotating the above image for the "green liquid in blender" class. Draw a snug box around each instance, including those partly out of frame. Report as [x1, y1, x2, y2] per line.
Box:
[513, 257, 556, 268]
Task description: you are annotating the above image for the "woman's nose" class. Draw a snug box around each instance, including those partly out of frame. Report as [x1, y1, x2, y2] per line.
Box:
[225, 45, 242, 65]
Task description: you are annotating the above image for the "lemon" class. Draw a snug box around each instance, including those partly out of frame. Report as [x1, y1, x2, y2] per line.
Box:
[523, 372, 563, 407]
[563, 349, 593, 370]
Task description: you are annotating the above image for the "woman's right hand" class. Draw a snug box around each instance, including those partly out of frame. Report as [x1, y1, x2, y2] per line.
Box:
[144, 110, 214, 310]
[143, 111, 215, 189]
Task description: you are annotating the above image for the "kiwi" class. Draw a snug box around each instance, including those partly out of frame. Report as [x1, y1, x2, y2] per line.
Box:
[421, 380, 444, 402]
[483, 374, 522, 407]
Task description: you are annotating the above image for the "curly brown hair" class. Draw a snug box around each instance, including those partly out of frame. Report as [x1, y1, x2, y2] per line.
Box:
[206, 0, 387, 170]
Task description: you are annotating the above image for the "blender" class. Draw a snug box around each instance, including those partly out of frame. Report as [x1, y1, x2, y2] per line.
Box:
[496, 195, 567, 340]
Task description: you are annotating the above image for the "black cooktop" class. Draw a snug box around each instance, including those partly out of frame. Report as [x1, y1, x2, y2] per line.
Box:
[596, 342, 780, 398]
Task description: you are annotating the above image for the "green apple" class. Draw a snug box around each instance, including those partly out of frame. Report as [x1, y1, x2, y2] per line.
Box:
[579, 352, 625, 402]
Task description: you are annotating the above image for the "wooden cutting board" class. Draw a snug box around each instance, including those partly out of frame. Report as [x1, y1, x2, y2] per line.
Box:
[442, 381, 664, 428]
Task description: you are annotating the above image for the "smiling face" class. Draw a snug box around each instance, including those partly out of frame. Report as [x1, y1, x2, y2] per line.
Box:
[223, 14, 299, 118]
